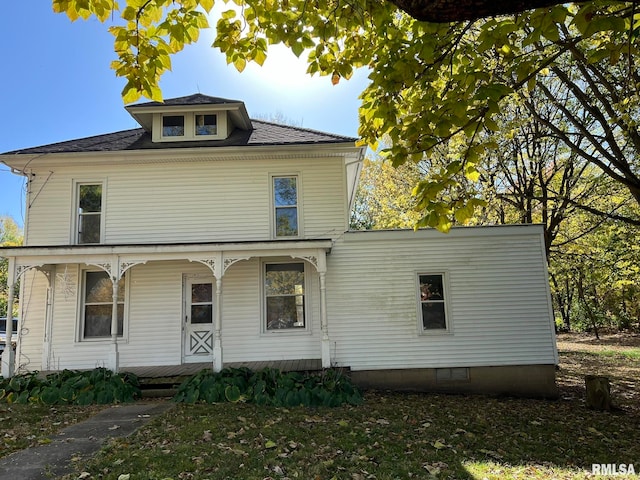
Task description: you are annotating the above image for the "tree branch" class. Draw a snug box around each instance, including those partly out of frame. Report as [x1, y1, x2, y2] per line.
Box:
[386, 0, 566, 22]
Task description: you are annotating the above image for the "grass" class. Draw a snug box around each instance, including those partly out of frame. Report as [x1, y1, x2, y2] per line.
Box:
[596, 349, 640, 360]
[58, 391, 639, 480]
[0, 403, 103, 457]
[3, 332, 640, 479]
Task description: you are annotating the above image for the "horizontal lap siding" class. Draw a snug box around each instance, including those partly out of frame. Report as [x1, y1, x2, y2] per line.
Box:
[16, 270, 47, 371]
[222, 259, 321, 362]
[25, 173, 72, 245]
[326, 229, 556, 371]
[118, 260, 208, 367]
[30, 259, 321, 371]
[25, 157, 346, 245]
[47, 264, 114, 370]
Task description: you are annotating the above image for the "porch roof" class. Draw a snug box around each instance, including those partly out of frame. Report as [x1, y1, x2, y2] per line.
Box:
[0, 238, 333, 279]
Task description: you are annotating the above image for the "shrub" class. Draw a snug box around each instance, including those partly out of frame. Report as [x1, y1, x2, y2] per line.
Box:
[0, 368, 140, 405]
[174, 367, 363, 407]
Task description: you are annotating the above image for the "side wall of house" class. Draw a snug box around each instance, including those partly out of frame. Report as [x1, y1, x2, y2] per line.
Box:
[326, 226, 558, 396]
[24, 156, 346, 246]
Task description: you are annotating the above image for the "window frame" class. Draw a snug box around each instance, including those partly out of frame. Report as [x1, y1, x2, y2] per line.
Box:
[78, 269, 129, 342]
[162, 115, 185, 137]
[194, 113, 218, 137]
[72, 180, 106, 245]
[271, 174, 302, 239]
[416, 272, 452, 335]
[262, 260, 310, 334]
[155, 112, 224, 142]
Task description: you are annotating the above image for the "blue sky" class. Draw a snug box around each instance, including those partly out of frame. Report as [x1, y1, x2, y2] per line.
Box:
[0, 3, 368, 228]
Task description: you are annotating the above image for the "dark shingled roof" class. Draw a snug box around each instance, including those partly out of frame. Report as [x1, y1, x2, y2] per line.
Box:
[130, 93, 243, 107]
[2, 120, 357, 155]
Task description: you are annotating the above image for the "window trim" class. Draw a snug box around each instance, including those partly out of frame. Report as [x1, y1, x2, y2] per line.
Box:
[261, 260, 310, 334]
[416, 272, 452, 335]
[77, 269, 129, 343]
[72, 180, 106, 245]
[162, 114, 185, 137]
[270, 173, 303, 239]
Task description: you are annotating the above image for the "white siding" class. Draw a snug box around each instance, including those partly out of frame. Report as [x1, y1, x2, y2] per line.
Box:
[326, 227, 557, 371]
[220, 258, 321, 362]
[36, 258, 322, 370]
[15, 269, 48, 372]
[24, 156, 346, 246]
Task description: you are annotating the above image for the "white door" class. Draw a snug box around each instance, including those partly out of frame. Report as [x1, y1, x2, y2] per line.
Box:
[183, 276, 214, 363]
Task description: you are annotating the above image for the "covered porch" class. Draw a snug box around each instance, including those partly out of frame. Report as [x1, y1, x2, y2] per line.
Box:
[0, 239, 332, 378]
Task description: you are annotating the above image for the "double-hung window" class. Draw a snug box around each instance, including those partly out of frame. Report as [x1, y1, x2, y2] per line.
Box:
[273, 176, 299, 237]
[77, 183, 103, 244]
[418, 274, 448, 331]
[81, 270, 126, 339]
[264, 263, 306, 330]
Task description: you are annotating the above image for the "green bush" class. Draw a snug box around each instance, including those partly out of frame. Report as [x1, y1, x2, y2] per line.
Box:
[0, 368, 140, 405]
[174, 367, 363, 407]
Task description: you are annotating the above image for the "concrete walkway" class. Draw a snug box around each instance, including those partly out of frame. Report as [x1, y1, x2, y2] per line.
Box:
[0, 401, 174, 480]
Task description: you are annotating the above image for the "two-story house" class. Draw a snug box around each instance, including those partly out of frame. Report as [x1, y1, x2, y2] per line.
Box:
[0, 94, 558, 397]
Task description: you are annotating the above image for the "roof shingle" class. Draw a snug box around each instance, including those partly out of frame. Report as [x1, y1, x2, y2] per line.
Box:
[2, 120, 357, 155]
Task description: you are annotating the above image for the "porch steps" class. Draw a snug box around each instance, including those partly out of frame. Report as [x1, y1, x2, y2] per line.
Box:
[129, 359, 326, 399]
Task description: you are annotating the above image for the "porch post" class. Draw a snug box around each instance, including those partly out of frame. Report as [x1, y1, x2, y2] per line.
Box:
[42, 268, 54, 372]
[317, 252, 330, 369]
[1, 258, 16, 378]
[108, 258, 120, 372]
[213, 277, 223, 372]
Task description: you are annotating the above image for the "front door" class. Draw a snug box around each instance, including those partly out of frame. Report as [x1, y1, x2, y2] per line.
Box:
[183, 276, 214, 363]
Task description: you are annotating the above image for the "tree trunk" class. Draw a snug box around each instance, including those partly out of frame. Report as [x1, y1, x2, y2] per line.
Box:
[576, 270, 599, 339]
[585, 375, 612, 411]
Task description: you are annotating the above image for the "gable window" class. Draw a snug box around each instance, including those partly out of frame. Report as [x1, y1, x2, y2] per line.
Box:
[163, 115, 185, 137]
[273, 176, 299, 237]
[81, 271, 126, 339]
[195, 114, 217, 136]
[265, 263, 305, 330]
[77, 183, 102, 244]
[418, 274, 448, 331]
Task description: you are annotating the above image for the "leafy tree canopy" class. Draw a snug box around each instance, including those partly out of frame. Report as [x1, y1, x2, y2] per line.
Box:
[53, 0, 639, 231]
[1, 217, 23, 317]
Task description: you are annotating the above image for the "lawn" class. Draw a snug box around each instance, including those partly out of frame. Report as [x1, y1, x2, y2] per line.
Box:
[5, 332, 640, 479]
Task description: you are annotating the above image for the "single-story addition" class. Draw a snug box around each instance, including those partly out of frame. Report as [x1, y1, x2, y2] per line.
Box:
[0, 94, 559, 397]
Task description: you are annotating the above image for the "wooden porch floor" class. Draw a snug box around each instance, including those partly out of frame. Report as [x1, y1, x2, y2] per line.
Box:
[123, 358, 323, 379]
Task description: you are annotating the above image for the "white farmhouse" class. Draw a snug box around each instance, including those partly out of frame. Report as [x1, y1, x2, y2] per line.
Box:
[0, 94, 558, 396]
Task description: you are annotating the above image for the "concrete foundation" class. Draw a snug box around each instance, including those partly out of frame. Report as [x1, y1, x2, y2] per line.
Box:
[350, 364, 558, 399]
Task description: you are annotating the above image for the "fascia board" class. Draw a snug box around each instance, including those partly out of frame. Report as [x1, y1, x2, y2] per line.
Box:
[2, 143, 363, 169]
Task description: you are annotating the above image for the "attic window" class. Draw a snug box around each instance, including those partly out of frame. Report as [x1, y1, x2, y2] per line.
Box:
[195, 114, 217, 136]
[163, 115, 184, 137]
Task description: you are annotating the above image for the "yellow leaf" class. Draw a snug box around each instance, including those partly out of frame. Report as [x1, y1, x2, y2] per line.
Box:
[122, 84, 142, 104]
[433, 440, 447, 449]
[253, 49, 267, 66]
[234, 57, 247, 72]
[199, 0, 214, 12]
